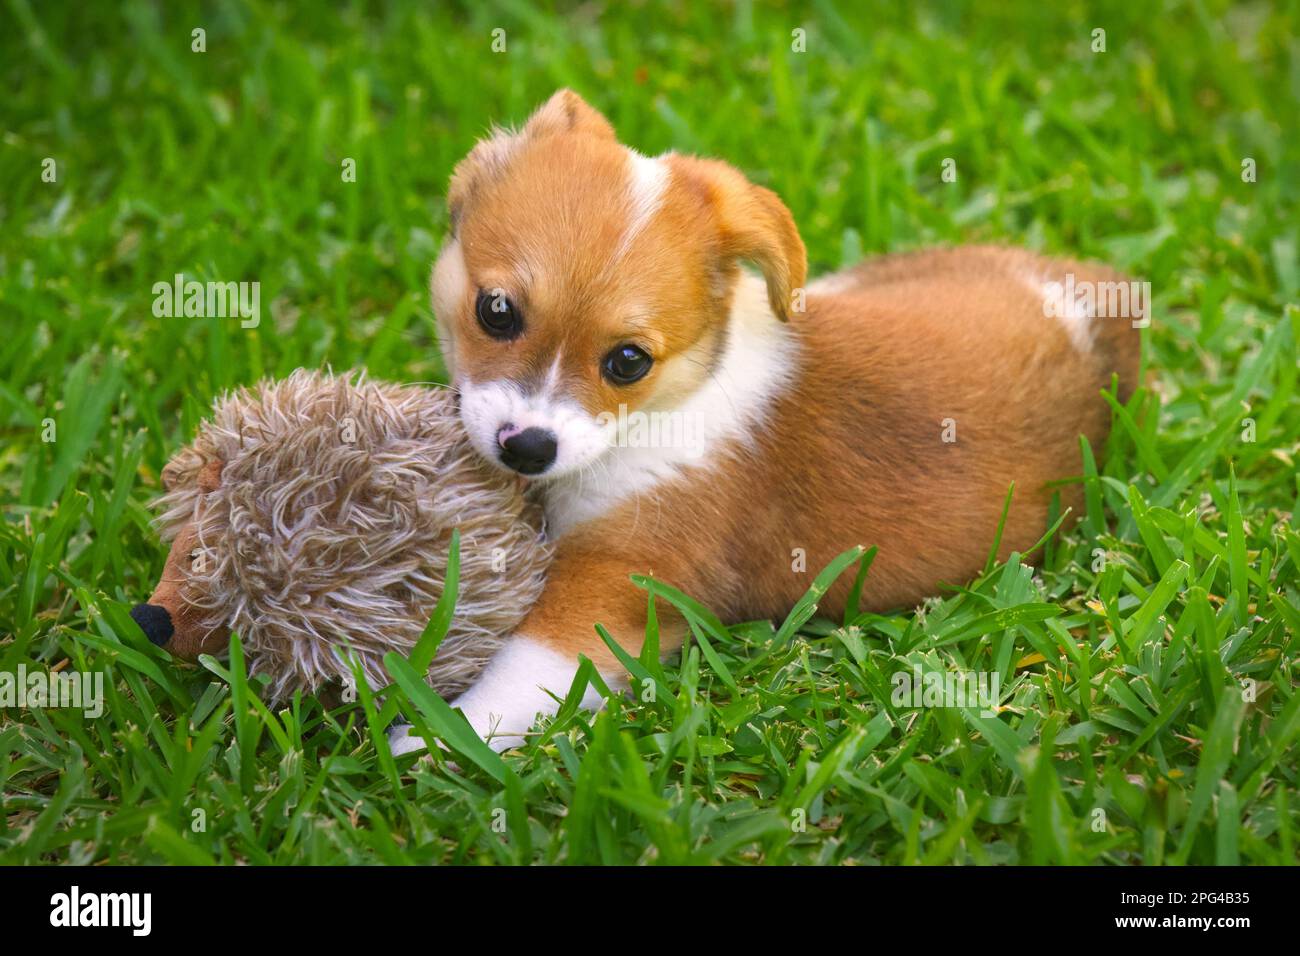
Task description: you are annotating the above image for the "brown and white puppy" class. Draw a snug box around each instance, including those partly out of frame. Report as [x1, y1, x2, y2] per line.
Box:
[392, 89, 1141, 753]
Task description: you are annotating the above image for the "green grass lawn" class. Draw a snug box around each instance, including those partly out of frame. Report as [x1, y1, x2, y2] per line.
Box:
[2, 0, 1298, 865]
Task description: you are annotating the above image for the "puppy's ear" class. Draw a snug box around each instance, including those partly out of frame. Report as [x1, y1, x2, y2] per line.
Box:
[447, 127, 521, 232]
[522, 88, 616, 141]
[447, 90, 614, 230]
[667, 155, 807, 321]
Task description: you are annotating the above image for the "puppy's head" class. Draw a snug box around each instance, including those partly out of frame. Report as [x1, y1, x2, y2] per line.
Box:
[432, 89, 806, 480]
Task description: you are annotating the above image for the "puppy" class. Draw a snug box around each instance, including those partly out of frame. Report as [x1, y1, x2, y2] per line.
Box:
[393, 89, 1140, 754]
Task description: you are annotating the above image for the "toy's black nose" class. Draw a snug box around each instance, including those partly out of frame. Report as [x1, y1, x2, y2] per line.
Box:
[130, 603, 174, 647]
[498, 427, 557, 475]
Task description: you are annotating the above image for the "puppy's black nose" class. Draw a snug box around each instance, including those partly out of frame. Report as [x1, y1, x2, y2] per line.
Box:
[498, 427, 557, 475]
[130, 603, 174, 647]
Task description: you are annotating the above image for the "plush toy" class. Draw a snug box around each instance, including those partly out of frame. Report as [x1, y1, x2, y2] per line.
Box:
[130, 369, 549, 702]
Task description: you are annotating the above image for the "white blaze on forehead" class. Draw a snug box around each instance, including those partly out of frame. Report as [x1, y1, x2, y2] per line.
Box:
[616, 148, 668, 260]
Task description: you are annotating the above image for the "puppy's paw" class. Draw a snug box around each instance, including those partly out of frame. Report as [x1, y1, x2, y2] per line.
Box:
[387, 721, 429, 756]
[449, 637, 607, 752]
[387, 639, 611, 758]
[450, 695, 528, 753]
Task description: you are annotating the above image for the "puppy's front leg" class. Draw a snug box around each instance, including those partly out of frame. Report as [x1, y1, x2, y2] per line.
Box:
[391, 537, 688, 755]
[389, 638, 604, 755]
[448, 636, 608, 751]
[389, 633, 596, 755]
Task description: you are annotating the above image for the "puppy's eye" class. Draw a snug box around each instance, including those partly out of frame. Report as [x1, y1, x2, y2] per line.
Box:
[476, 288, 522, 339]
[602, 344, 653, 385]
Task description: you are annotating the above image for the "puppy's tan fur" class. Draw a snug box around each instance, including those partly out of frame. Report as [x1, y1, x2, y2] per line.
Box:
[419, 90, 1140, 750]
[521, 247, 1138, 666]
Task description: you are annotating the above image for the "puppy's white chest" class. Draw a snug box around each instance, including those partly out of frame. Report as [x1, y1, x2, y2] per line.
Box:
[540, 441, 695, 537]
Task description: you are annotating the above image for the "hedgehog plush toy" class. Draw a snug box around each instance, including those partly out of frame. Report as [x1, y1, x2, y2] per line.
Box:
[130, 369, 549, 702]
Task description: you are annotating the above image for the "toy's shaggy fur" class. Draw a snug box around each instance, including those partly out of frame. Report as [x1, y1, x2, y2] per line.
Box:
[152, 369, 550, 701]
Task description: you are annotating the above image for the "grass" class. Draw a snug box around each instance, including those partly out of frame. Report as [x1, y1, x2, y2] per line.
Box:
[1, 0, 1298, 865]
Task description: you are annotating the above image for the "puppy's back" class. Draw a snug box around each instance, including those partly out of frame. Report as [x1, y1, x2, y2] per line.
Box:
[784, 245, 1144, 603]
[818, 244, 1141, 405]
